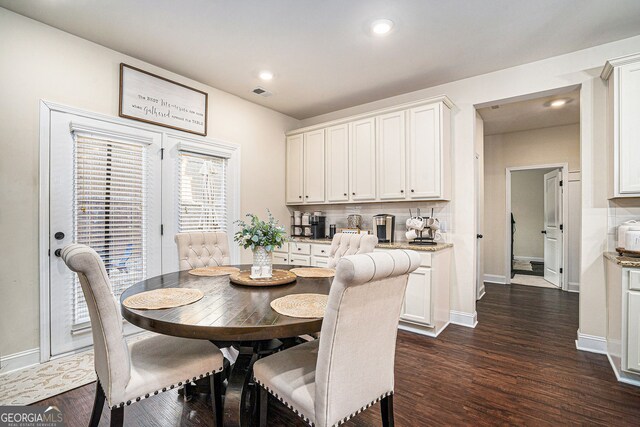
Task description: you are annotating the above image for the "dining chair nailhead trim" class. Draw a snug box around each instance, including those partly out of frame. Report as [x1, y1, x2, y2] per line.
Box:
[254, 378, 394, 427]
[107, 366, 224, 409]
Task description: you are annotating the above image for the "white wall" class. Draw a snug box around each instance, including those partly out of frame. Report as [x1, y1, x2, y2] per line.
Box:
[300, 37, 640, 338]
[0, 9, 300, 358]
[511, 169, 549, 260]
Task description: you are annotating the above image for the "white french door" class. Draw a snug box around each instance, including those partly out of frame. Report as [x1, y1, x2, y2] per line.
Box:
[49, 111, 163, 356]
[543, 169, 563, 288]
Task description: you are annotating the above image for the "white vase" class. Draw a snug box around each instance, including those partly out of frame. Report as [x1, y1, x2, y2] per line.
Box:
[252, 246, 273, 277]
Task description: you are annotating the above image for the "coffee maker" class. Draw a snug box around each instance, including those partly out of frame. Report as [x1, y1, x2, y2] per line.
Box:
[310, 215, 326, 239]
[373, 214, 395, 243]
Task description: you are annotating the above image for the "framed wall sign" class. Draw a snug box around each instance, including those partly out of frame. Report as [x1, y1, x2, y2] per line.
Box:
[119, 63, 208, 136]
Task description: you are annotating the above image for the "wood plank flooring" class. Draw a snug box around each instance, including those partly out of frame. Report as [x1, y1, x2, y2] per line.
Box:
[34, 283, 640, 426]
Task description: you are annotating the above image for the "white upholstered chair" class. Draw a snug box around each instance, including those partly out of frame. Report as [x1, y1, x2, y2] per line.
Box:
[175, 231, 231, 271]
[61, 244, 225, 427]
[253, 249, 421, 427]
[327, 233, 379, 268]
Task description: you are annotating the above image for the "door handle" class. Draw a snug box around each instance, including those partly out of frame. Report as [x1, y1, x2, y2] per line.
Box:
[541, 230, 547, 234]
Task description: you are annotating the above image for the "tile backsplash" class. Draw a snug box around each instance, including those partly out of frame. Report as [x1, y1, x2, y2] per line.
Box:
[288, 201, 451, 243]
[608, 199, 640, 250]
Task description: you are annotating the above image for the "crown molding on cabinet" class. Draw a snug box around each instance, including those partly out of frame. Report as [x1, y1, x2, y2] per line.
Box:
[286, 95, 455, 136]
[601, 52, 640, 80]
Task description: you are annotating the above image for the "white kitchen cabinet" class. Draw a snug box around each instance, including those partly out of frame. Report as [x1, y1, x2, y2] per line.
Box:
[273, 252, 289, 265]
[602, 54, 640, 197]
[289, 254, 311, 266]
[604, 256, 640, 386]
[304, 130, 326, 203]
[407, 103, 451, 199]
[285, 134, 304, 204]
[350, 118, 377, 201]
[628, 291, 640, 373]
[285, 96, 453, 205]
[325, 124, 350, 202]
[377, 111, 406, 200]
[401, 267, 433, 325]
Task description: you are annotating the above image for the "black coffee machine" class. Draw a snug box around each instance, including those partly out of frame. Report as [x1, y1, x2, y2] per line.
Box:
[310, 215, 326, 239]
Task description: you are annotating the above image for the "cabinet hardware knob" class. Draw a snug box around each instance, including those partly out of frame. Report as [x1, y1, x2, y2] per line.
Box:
[344, 193, 347, 196]
[299, 195, 302, 199]
[54, 249, 62, 257]
[400, 189, 404, 193]
[305, 195, 309, 198]
[352, 192, 355, 195]
[411, 189, 415, 193]
[54, 231, 65, 240]
[477, 234, 483, 239]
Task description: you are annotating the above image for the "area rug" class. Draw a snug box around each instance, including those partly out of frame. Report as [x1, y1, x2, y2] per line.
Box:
[511, 274, 558, 289]
[0, 333, 148, 406]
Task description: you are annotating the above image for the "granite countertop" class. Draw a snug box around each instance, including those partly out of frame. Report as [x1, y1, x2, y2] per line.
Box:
[604, 252, 640, 268]
[290, 237, 453, 252]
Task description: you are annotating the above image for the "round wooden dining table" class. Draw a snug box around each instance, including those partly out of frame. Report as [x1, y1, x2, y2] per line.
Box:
[120, 264, 332, 427]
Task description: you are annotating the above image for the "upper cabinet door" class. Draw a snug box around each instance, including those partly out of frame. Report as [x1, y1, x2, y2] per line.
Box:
[407, 104, 441, 198]
[285, 134, 304, 204]
[350, 118, 376, 201]
[618, 62, 640, 194]
[304, 130, 325, 203]
[377, 111, 406, 200]
[326, 124, 349, 202]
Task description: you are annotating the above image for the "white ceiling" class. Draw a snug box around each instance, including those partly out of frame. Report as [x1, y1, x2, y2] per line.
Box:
[478, 88, 580, 135]
[2, 1, 640, 119]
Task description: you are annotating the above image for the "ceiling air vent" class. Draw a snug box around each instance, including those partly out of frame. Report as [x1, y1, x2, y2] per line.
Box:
[252, 86, 272, 97]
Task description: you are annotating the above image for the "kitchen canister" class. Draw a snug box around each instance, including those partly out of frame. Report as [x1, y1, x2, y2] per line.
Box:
[626, 230, 640, 251]
[617, 220, 640, 248]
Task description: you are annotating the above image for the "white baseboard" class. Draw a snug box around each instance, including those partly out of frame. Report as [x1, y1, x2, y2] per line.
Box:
[0, 348, 40, 375]
[477, 288, 486, 300]
[567, 282, 580, 293]
[607, 353, 640, 387]
[514, 256, 544, 263]
[575, 332, 607, 354]
[484, 274, 507, 284]
[450, 310, 478, 328]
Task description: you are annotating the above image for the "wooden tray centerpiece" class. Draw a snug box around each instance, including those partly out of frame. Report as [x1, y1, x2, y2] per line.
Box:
[229, 269, 297, 287]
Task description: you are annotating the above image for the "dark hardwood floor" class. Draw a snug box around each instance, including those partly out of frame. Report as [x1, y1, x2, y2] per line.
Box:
[34, 283, 640, 426]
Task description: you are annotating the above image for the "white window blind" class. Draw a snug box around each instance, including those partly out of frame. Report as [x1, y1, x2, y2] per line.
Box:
[73, 135, 148, 325]
[178, 151, 227, 233]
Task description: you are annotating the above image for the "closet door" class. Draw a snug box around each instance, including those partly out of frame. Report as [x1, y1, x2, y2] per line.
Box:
[350, 118, 376, 201]
[377, 111, 406, 200]
[286, 134, 304, 204]
[303, 130, 325, 203]
[326, 124, 349, 202]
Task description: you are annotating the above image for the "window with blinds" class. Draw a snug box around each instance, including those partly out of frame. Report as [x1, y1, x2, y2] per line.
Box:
[178, 151, 227, 233]
[73, 135, 148, 325]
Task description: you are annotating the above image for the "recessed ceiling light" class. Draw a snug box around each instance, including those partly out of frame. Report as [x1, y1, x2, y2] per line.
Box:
[259, 70, 274, 81]
[371, 19, 394, 35]
[550, 99, 567, 108]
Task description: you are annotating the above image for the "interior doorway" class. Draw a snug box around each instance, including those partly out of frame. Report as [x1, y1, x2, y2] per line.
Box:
[507, 165, 567, 289]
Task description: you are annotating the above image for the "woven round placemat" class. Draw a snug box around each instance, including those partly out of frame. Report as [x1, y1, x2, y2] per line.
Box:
[290, 267, 336, 278]
[270, 293, 328, 318]
[123, 288, 204, 310]
[188, 266, 240, 277]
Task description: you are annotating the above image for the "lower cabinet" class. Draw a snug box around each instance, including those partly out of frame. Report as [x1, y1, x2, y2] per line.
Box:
[627, 291, 640, 373]
[604, 257, 640, 386]
[275, 242, 331, 267]
[377, 247, 452, 337]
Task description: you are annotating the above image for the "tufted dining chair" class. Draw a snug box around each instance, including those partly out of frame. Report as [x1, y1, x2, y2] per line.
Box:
[175, 231, 231, 271]
[327, 233, 379, 268]
[253, 249, 421, 427]
[61, 244, 225, 427]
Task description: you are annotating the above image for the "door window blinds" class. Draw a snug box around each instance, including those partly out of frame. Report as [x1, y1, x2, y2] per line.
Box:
[73, 135, 148, 326]
[178, 151, 227, 233]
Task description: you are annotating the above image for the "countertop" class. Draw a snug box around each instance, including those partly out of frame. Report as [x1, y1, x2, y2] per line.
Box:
[604, 251, 640, 268]
[290, 237, 453, 252]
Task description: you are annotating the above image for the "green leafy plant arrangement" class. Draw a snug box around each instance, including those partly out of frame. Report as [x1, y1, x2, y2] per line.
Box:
[234, 210, 288, 252]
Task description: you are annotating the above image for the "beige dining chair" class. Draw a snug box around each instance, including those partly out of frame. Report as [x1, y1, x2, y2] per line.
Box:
[253, 249, 421, 427]
[175, 231, 231, 271]
[327, 233, 379, 268]
[61, 244, 225, 427]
